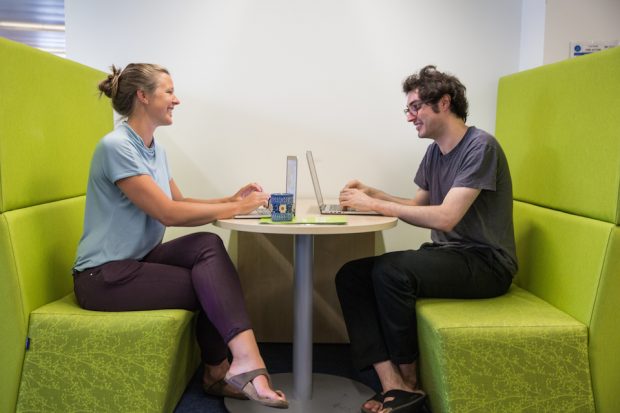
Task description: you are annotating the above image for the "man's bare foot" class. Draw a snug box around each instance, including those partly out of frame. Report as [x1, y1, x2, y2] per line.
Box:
[361, 392, 384, 413]
[399, 361, 420, 390]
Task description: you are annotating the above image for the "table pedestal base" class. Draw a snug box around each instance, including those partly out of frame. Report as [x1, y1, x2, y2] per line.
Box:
[224, 373, 374, 412]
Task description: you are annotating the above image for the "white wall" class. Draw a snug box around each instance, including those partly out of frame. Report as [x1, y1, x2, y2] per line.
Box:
[544, 0, 620, 65]
[65, 0, 522, 252]
[519, 0, 546, 71]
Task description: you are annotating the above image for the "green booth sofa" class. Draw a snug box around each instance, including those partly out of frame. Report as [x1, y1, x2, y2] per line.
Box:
[417, 47, 620, 412]
[0, 38, 199, 413]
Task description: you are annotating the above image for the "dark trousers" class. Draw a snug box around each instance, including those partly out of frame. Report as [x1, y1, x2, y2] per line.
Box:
[73, 232, 251, 365]
[335, 243, 512, 371]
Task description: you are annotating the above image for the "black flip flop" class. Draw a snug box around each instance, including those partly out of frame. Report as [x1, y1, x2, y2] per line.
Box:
[380, 389, 426, 413]
[361, 392, 384, 413]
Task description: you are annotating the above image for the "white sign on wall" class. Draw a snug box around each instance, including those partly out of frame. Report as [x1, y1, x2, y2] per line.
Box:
[570, 40, 618, 58]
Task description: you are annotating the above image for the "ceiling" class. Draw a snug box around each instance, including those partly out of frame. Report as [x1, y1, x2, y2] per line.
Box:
[0, 0, 65, 55]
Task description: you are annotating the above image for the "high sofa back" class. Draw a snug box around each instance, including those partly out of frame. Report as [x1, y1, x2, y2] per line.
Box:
[0, 38, 112, 413]
[496, 46, 620, 412]
[1, 38, 200, 413]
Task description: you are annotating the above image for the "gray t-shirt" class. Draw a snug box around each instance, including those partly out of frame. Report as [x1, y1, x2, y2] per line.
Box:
[414, 126, 518, 275]
[73, 122, 171, 271]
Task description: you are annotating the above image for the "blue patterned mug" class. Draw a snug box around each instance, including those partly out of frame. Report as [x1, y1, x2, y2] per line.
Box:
[270, 193, 294, 222]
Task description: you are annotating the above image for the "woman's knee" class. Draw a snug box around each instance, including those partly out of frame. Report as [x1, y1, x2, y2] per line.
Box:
[190, 232, 227, 254]
[192, 231, 224, 244]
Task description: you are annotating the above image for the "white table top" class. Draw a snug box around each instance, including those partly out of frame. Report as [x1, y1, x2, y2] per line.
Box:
[214, 199, 398, 235]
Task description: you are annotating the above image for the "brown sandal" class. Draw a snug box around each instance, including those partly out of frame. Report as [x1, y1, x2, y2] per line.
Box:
[224, 368, 289, 409]
[203, 379, 248, 400]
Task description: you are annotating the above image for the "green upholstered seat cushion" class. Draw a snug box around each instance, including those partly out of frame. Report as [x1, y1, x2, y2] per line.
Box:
[495, 46, 620, 224]
[17, 294, 199, 413]
[0, 37, 112, 212]
[417, 285, 594, 413]
[513, 201, 612, 325]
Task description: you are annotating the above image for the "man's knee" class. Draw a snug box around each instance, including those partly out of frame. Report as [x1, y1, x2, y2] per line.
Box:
[335, 260, 356, 293]
[371, 253, 411, 289]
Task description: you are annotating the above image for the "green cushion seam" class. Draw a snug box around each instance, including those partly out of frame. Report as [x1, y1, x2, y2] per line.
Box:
[514, 198, 617, 225]
[31, 311, 194, 321]
[2, 213, 28, 413]
[6, 195, 85, 214]
[1, 213, 27, 329]
[589, 226, 615, 330]
[433, 324, 586, 331]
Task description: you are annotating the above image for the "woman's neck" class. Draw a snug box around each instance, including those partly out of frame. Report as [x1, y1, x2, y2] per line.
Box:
[127, 116, 155, 147]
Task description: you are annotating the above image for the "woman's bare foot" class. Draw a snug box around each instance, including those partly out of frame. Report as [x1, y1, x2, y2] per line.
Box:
[202, 359, 247, 399]
[226, 330, 287, 403]
[227, 360, 286, 402]
[203, 359, 229, 387]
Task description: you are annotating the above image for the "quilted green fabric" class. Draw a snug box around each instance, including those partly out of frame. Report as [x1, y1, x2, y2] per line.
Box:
[17, 294, 200, 413]
[417, 285, 595, 413]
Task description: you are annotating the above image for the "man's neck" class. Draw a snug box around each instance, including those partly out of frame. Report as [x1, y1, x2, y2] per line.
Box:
[434, 120, 469, 155]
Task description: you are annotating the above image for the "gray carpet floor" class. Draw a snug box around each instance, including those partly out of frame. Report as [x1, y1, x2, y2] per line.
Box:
[173, 343, 384, 412]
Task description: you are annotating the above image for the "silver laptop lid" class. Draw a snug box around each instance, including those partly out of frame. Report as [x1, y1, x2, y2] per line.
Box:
[286, 155, 297, 211]
[306, 150, 325, 208]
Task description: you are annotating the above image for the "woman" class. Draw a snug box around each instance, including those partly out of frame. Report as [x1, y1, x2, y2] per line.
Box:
[72, 63, 288, 409]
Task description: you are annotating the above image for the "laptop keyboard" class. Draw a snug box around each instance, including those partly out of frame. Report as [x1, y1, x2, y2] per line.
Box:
[324, 204, 344, 213]
[252, 206, 271, 215]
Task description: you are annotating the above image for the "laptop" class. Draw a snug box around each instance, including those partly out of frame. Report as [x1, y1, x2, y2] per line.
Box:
[306, 150, 380, 215]
[285, 155, 298, 213]
[235, 155, 297, 218]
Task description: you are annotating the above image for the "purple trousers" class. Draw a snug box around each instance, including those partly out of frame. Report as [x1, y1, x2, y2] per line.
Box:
[73, 232, 252, 364]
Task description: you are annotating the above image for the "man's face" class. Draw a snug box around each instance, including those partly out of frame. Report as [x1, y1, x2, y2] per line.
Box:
[405, 90, 440, 140]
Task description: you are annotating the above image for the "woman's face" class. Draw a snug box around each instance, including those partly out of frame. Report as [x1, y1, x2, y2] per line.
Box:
[145, 73, 180, 126]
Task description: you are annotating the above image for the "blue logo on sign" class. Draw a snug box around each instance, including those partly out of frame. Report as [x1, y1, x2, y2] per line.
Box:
[574, 45, 582, 52]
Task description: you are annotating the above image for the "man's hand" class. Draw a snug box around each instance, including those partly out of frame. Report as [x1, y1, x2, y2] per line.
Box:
[342, 179, 373, 195]
[339, 188, 375, 211]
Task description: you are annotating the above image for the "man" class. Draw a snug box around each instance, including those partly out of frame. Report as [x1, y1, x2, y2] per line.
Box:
[336, 65, 517, 413]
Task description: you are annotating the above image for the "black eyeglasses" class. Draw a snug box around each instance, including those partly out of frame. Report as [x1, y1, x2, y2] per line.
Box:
[403, 100, 426, 115]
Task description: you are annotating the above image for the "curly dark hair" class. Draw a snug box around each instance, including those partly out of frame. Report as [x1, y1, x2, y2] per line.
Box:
[402, 65, 468, 121]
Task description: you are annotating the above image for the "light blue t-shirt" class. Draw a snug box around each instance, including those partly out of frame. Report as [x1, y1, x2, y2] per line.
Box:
[73, 122, 172, 271]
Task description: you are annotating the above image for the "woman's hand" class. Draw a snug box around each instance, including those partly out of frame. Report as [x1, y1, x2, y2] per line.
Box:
[237, 190, 270, 214]
[231, 182, 264, 201]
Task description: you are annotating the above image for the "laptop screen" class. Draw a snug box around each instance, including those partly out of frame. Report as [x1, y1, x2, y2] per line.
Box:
[306, 150, 325, 207]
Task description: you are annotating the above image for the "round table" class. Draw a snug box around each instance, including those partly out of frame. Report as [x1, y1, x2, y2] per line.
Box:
[215, 199, 397, 412]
